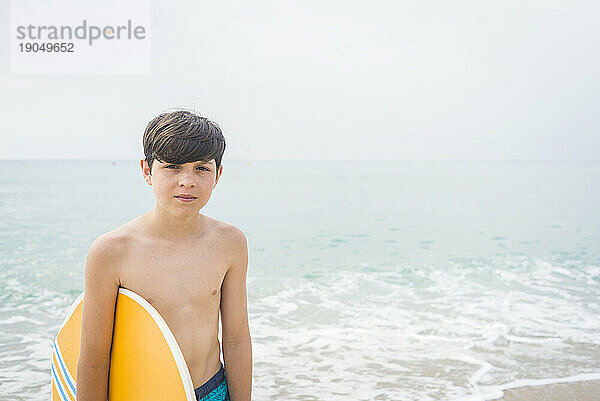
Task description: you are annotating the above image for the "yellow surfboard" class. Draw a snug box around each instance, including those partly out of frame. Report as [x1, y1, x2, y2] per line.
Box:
[51, 287, 196, 401]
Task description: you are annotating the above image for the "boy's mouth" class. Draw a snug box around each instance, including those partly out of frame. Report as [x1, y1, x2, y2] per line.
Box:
[175, 195, 197, 199]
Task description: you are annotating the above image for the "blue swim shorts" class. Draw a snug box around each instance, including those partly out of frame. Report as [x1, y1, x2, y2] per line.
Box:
[194, 362, 230, 401]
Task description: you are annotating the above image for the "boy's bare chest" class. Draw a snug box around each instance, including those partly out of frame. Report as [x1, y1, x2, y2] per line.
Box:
[117, 238, 229, 321]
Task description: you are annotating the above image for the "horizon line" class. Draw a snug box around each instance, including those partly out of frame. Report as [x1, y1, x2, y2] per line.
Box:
[1, 158, 599, 163]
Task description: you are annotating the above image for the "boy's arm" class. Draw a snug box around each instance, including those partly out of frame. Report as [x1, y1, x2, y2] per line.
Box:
[76, 235, 121, 401]
[220, 227, 252, 401]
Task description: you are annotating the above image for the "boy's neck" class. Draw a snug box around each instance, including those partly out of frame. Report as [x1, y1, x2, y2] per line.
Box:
[142, 208, 208, 242]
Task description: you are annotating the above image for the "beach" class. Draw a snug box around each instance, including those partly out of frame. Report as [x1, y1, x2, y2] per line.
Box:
[495, 380, 600, 401]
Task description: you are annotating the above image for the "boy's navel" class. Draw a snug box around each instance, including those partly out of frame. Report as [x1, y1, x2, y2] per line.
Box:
[212, 289, 217, 295]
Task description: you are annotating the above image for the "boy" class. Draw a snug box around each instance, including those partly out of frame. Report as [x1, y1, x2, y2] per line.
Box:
[76, 110, 252, 401]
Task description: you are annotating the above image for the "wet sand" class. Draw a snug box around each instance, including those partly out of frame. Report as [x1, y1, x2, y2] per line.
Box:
[494, 380, 600, 401]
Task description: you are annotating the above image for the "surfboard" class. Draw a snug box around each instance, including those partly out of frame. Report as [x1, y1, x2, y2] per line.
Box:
[51, 287, 197, 401]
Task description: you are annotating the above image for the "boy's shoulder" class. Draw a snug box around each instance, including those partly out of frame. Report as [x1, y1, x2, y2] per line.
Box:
[214, 219, 247, 244]
[202, 217, 247, 252]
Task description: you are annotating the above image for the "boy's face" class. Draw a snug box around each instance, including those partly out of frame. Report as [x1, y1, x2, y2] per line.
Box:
[140, 158, 223, 215]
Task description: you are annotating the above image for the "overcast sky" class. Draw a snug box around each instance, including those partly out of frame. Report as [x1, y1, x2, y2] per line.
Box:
[1, 0, 599, 161]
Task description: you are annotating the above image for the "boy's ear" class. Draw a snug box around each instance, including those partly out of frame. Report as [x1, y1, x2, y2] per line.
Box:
[141, 159, 152, 186]
[215, 165, 223, 186]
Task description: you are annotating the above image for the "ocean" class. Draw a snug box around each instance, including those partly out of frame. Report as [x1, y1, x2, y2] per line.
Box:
[1, 159, 599, 400]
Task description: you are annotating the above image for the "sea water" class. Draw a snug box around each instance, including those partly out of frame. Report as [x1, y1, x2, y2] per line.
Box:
[0, 160, 598, 401]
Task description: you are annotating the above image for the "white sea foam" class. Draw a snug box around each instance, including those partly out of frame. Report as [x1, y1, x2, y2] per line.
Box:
[246, 253, 600, 400]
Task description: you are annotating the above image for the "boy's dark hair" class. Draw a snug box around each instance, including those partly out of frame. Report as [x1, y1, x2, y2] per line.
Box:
[143, 110, 226, 175]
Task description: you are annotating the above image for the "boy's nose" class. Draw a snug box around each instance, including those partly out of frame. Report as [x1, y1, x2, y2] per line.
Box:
[177, 174, 196, 187]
